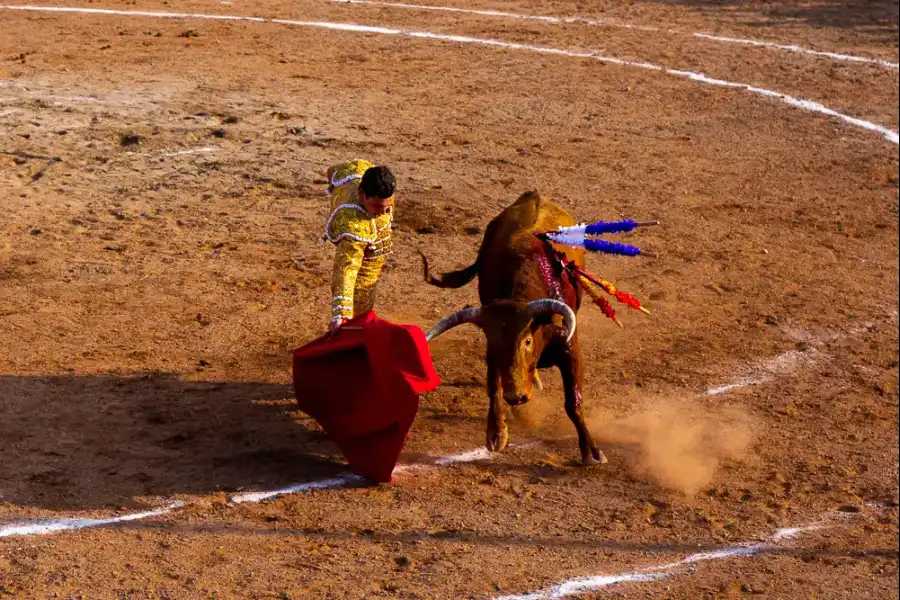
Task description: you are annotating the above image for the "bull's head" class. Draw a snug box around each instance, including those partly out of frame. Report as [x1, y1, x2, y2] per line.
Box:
[426, 299, 576, 406]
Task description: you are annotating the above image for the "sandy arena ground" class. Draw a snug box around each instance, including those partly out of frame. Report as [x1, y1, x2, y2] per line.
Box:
[1, 1, 898, 598]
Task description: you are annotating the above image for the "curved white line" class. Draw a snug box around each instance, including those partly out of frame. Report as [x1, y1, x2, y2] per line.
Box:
[705, 347, 822, 395]
[0, 444, 498, 538]
[161, 146, 218, 157]
[330, 0, 900, 70]
[229, 474, 365, 504]
[494, 520, 828, 600]
[693, 33, 900, 69]
[0, 503, 183, 538]
[0, 5, 896, 145]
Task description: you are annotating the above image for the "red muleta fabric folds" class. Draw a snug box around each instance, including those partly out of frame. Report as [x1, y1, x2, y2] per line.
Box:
[292, 311, 441, 482]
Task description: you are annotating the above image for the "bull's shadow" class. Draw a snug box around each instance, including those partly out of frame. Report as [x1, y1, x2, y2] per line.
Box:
[0, 372, 347, 511]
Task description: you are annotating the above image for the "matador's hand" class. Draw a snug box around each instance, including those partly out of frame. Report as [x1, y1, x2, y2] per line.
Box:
[328, 317, 349, 335]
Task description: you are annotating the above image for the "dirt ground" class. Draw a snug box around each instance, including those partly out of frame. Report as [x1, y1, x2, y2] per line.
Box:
[1, 0, 898, 598]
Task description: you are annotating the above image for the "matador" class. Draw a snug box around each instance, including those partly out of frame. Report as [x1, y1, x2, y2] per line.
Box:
[323, 159, 396, 332]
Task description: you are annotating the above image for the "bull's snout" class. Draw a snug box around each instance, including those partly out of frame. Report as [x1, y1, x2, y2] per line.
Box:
[504, 393, 530, 406]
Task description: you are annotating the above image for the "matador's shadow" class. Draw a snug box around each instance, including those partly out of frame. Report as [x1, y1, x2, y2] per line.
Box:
[0, 372, 348, 511]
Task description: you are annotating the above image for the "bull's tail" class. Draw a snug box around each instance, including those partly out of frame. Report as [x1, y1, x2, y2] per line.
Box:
[419, 249, 479, 289]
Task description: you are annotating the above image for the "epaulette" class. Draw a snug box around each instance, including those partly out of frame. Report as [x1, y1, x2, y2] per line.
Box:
[324, 204, 376, 245]
[328, 159, 373, 189]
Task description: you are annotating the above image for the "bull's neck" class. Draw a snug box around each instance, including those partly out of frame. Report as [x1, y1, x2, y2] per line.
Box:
[535, 251, 565, 302]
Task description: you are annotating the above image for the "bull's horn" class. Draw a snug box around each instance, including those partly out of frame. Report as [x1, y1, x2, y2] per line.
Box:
[526, 299, 577, 343]
[425, 307, 483, 342]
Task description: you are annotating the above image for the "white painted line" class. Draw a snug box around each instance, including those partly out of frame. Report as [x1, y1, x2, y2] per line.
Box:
[229, 474, 366, 504]
[771, 524, 823, 541]
[0, 4, 268, 22]
[0, 445, 500, 538]
[498, 572, 665, 600]
[705, 382, 748, 396]
[330, 0, 900, 70]
[0, 5, 896, 145]
[329, 0, 657, 30]
[494, 519, 828, 600]
[233, 445, 510, 502]
[432, 446, 492, 464]
[161, 146, 218, 157]
[705, 316, 896, 396]
[0, 502, 183, 538]
[116, 146, 220, 160]
[705, 347, 822, 395]
[692, 33, 900, 69]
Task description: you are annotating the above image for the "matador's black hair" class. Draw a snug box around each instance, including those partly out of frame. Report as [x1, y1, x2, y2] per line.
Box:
[360, 165, 395, 200]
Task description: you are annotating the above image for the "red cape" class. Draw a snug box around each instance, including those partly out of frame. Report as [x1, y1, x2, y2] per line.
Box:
[292, 311, 441, 482]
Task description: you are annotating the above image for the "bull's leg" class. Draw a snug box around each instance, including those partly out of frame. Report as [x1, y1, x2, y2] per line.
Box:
[486, 363, 509, 452]
[559, 343, 607, 466]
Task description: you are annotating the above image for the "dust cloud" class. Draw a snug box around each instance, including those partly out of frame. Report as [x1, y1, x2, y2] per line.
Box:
[594, 397, 755, 495]
[511, 387, 755, 495]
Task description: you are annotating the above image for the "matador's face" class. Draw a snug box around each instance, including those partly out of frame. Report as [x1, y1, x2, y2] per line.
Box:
[360, 190, 394, 216]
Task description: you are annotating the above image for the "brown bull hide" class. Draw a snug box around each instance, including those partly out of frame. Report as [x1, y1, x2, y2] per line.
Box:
[422, 191, 607, 466]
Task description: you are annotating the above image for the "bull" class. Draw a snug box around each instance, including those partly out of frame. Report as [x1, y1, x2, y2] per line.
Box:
[421, 191, 607, 465]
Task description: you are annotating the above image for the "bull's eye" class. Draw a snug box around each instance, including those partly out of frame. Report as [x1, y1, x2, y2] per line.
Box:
[524, 338, 533, 349]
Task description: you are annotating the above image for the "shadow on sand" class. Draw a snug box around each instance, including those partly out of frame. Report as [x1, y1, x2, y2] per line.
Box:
[0, 372, 350, 511]
[641, 0, 898, 41]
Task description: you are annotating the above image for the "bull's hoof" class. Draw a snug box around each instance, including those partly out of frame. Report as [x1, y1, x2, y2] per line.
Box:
[486, 426, 509, 452]
[582, 449, 608, 466]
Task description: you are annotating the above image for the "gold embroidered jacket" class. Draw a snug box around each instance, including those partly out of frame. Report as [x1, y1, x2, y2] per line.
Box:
[324, 160, 394, 322]
[327, 159, 372, 210]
